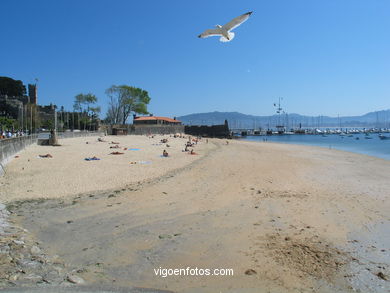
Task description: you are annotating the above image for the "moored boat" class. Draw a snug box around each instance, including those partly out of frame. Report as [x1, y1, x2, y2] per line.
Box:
[379, 134, 390, 140]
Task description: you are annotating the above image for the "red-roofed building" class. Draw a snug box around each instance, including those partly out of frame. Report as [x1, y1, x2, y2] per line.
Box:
[133, 115, 181, 126]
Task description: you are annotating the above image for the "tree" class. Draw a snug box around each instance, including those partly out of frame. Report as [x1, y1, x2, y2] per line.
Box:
[73, 93, 99, 130]
[0, 76, 26, 97]
[89, 106, 101, 118]
[74, 93, 98, 113]
[105, 85, 150, 124]
[0, 117, 16, 130]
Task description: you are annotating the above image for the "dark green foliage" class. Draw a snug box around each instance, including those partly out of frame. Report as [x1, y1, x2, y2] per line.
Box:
[105, 85, 151, 124]
[0, 100, 19, 120]
[0, 76, 26, 97]
[72, 93, 100, 130]
[0, 117, 17, 129]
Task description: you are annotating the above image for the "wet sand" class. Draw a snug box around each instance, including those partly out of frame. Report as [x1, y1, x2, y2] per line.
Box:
[1, 136, 389, 292]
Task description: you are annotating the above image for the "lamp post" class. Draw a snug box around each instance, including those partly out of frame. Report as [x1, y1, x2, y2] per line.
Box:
[54, 105, 57, 133]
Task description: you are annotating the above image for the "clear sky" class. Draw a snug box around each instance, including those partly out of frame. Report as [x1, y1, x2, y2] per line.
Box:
[1, 0, 389, 118]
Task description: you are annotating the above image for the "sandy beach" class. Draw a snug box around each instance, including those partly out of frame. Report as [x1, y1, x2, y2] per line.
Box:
[0, 135, 389, 292]
[0, 135, 215, 202]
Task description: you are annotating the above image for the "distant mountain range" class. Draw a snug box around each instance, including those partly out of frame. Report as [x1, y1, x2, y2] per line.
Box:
[178, 110, 390, 129]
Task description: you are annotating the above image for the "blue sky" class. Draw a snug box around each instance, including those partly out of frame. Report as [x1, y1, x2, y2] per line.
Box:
[1, 0, 389, 118]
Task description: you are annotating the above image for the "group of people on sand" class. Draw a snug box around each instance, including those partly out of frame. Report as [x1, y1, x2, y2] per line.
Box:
[89, 134, 203, 160]
[157, 135, 202, 157]
[1, 130, 28, 139]
[182, 136, 201, 155]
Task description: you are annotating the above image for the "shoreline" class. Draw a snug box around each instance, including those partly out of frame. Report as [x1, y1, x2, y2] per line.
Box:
[242, 133, 390, 161]
[242, 138, 390, 161]
[0, 137, 389, 292]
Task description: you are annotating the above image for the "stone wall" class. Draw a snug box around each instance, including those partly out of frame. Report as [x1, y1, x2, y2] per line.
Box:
[106, 125, 184, 135]
[57, 131, 105, 139]
[130, 125, 184, 135]
[184, 124, 230, 138]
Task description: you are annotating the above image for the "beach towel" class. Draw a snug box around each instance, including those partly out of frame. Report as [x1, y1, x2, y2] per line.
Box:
[128, 148, 140, 151]
[130, 160, 151, 165]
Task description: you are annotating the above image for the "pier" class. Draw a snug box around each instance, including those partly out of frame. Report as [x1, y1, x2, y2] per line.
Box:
[231, 127, 390, 137]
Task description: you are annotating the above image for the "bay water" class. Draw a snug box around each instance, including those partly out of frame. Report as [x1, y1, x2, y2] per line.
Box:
[244, 133, 390, 160]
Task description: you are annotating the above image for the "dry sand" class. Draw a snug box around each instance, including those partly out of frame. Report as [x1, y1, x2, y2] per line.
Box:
[0, 135, 214, 202]
[0, 136, 389, 292]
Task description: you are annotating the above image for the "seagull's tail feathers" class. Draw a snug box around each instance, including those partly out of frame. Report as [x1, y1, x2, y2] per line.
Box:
[219, 32, 235, 42]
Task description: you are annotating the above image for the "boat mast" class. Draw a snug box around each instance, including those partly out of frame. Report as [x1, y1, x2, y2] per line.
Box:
[274, 97, 284, 133]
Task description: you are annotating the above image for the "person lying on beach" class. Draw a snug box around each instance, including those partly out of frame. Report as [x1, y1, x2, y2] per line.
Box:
[161, 138, 168, 143]
[39, 154, 53, 158]
[110, 151, 124, 155]
[163, 150, 169, 157]
[85, 156, 100, 161]
[110, 145, 120, 149]
[97, 137, 106, 142]
[110, 141, 120, 144]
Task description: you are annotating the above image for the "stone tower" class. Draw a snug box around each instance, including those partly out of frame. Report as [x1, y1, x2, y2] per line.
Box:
[28, 84, 37, 104]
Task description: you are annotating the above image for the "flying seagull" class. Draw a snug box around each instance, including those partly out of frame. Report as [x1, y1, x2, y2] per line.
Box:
[198, 11, 253, 42]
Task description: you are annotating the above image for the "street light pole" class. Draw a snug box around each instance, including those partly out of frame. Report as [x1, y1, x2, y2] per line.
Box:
[54, 106, 57, 133]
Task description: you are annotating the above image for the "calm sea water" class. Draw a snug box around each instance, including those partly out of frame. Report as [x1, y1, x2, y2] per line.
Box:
[244, 133, 390, 160]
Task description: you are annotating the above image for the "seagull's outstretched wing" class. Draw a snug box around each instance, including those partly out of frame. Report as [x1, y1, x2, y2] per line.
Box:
[223, 11, 253, 32]
[198, 28, 223, 38]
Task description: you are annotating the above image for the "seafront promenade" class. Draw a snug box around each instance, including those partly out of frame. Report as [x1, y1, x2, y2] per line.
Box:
[0, 135, 389, 292]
